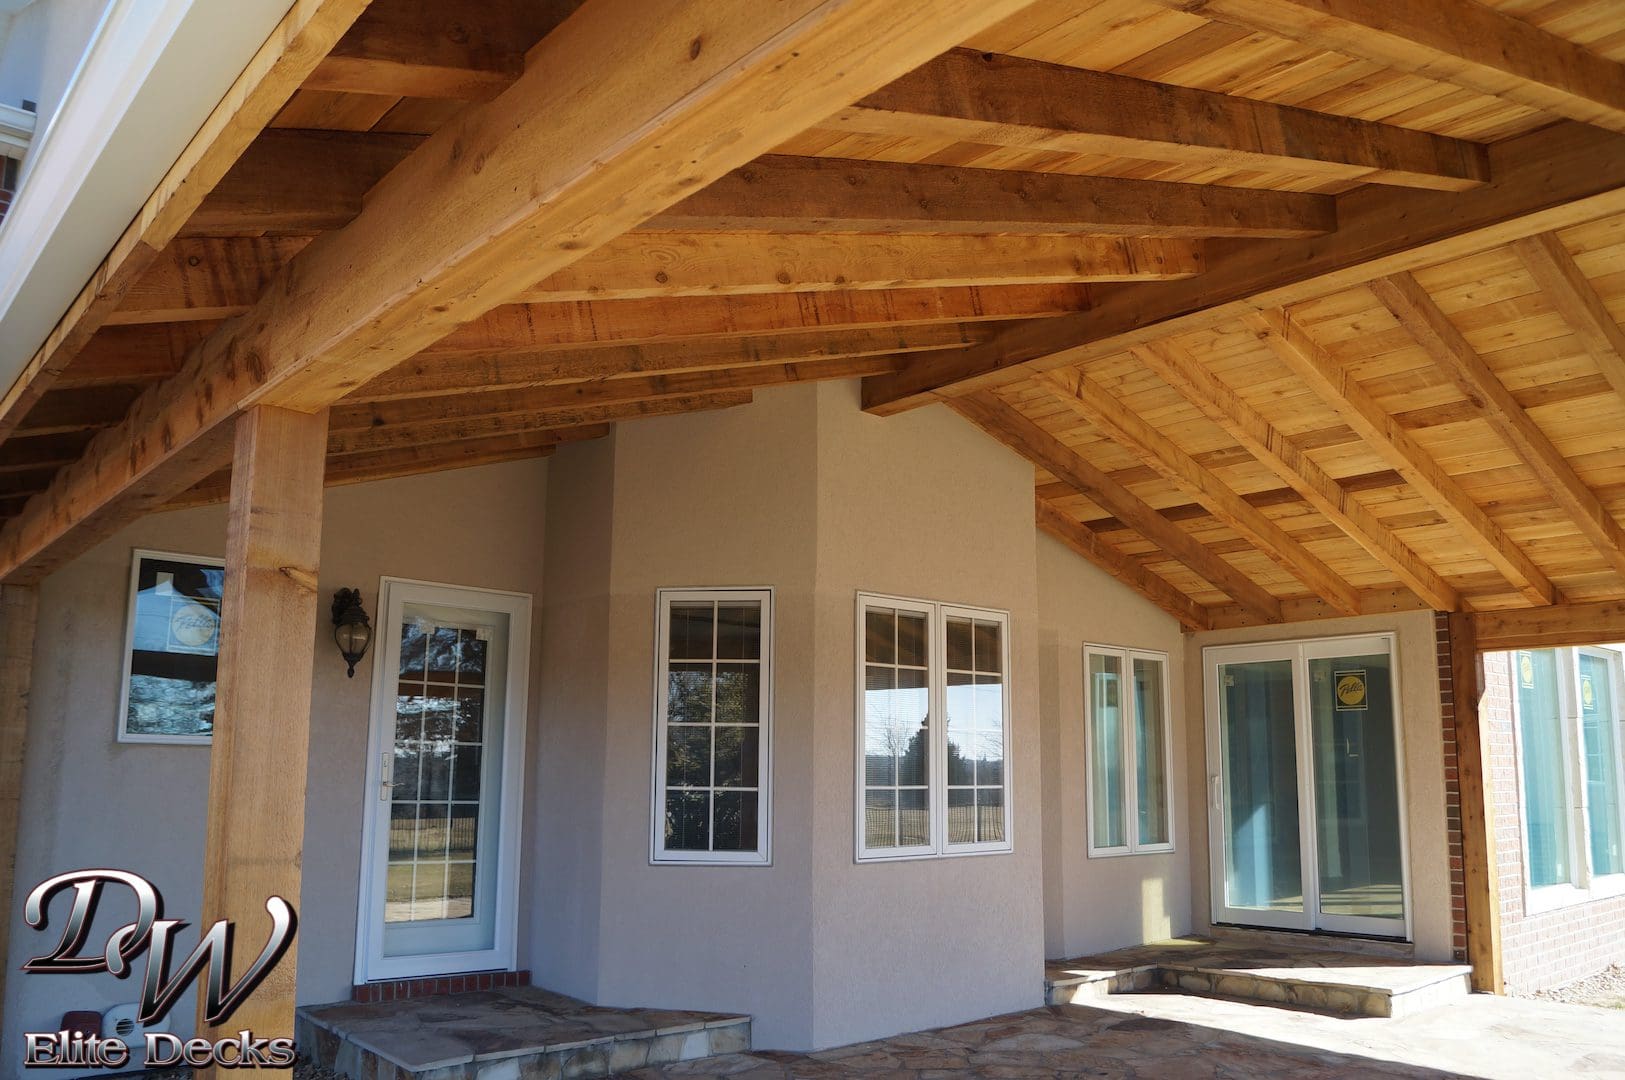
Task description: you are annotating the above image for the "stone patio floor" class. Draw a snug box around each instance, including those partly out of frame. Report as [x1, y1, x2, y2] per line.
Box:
[617, 987, 1625, 1078]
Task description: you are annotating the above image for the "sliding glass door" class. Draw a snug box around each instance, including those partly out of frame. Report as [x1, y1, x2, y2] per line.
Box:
[1205, 635, 1409, 938]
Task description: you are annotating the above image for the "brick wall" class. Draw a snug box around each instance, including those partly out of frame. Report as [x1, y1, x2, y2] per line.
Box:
[1434, 613, 1469, 963]
[1481, 646, 1625, 993]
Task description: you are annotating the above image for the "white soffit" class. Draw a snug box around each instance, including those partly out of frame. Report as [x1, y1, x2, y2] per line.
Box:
[0, 0, 296, 398]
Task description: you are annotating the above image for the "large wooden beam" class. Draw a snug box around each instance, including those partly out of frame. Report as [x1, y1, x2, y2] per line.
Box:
[197, 405, 327, 1044]
[1036, 497, 1210, 631]
[1471, 599, 1625, 651]
[0, 0, 371, 442]
[1133, 338, 1460, 611]
[1444, 611, 1503, 993]
[842, 48, 1489, 191]
[0, 0, 1045, 583]
[953, 392, 1282, 621]
[348, 324, 992, 402]
[1147, 0, 1625, 134]
[1372, 272, 1625, 581]
[861, 122, 1625, 412]
[646, 154, 1334, 238]
[1036, 367, 1360, 614]
[110, 234, 1195, 323]
[0, 584, 37, 1012]
[1245, 308, 1558, 607]
[1512, 232, 1625, 404]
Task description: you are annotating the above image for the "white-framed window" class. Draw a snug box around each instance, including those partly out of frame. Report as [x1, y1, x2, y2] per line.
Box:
[117, 549, 225, 744]
[1512, 645, 1625, 912]
[651, 588, 772, 865]
[1085, 644, 1174, 857]
[856, 593, 1013, 861]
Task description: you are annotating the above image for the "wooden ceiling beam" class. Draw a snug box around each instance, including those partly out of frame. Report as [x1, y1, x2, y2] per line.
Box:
[326, 391, 752, 456]
[1512, 232, 1625, 403]
[1037, 497, 1211, 631]
[58, 323, 219, 388]
[110, 233, 1193, 325]
[953, 392, 1283, 622]
[1133, 338, 1460, 611]
[1035, 367, 1361, 615]
[842, 47, 1489, 191]
[647, 154, 1335, 238]
[1372, 272, 1625, 581]
[14, 389, 139, 438]
[0, 0, 370, 444]
[332, 354, 901, 430]
[1245, 307, 1559, 606]
[861, 121, 1625, 413]
[0, 0, 1046, 583]
[349, 323, 993, 402]
[1146, 0, 1625, 134]
[1472, 599, 1625, 651]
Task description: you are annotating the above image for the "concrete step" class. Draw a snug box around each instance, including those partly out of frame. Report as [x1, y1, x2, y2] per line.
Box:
[297, 986, 750, 1080]
[1046, 936, 1473, 1019]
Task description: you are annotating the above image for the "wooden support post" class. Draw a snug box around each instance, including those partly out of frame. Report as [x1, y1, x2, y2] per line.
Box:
[1447, 611, 1504, 994]
[197, 405, 328, 1042]
[0, 583, 38, 1010]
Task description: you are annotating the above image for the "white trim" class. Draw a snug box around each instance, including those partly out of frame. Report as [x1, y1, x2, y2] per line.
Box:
[854, 591, 1015, 863]
[354, 578, 531, 985]
[0, 103, 34, 157]
[649, 587, 774, 866]
[1202, 632, 1412, 941]
[1084, 644, 1175, 858]
[116, 547, 224, 746]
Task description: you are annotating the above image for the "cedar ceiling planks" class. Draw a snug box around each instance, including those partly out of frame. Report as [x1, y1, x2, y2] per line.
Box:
[0, 0, 1621, 644]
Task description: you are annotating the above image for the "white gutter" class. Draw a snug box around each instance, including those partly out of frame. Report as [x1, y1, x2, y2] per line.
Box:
[0, 0, 297, 394]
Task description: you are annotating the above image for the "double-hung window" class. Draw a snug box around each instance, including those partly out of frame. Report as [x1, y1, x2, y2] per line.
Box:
[857, 593, 1012, 861]
[1085, 644, 1173, 856]
[652, 588, 772, 865]
[1513, 646, 1625, 910]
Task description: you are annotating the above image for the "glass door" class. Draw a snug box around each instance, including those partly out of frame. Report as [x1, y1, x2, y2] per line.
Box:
[357, 580, 531, 983]
[1205, 635, 1409, 938]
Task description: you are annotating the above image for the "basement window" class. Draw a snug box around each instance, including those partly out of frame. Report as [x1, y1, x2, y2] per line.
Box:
[651, 588, 772, 865]
[856, 593, 1013, 861]
[1514, 646, 1625, 912]
[1085, 644, 1173, 857]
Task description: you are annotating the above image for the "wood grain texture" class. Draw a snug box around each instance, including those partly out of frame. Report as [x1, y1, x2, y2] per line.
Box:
[0, 584, 36, 1014]
[1445, 611, 1504, 994]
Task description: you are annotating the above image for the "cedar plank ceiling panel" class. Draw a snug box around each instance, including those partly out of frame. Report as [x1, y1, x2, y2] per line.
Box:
[2, 0, 1625, 643]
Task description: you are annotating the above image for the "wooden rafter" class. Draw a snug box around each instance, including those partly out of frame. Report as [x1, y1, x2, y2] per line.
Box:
[1036, 497, 1211, 631]
[1472, 599, 1625, 651]
[1512, 232, 1625, 404]
[1144, 0, 1625, 134]
[1244, 307, 1558, 606]
[861, 122, 1625, 413]
[110, 234, 1200, 323]
[1035, 368, 1360, 615]
[842, 48, 1489, 191]
[1371, 272, 1625, 581]
[1132, 338, 1460, 611]
[646, 154, 1334, 238]
[0, 0, 372, 443]
[952, 392, 1282, 622]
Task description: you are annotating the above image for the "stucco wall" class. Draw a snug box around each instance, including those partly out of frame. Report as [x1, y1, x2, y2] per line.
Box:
[1035, 531, 1191, 961]
[2, 459, 548, 1060]
[1182, 609, 1452, 959]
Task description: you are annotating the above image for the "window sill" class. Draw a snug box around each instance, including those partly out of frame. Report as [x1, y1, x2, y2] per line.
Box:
[1087, 845, 1176, 859]
[856, 845, 1014, 864]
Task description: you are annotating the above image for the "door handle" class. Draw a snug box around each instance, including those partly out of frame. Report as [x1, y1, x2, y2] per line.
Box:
[380, 752, 392, 802]
[1209, 774, 1222, 811]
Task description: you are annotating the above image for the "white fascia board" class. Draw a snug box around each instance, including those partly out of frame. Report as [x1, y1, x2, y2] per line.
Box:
[0, 0, 296, 398]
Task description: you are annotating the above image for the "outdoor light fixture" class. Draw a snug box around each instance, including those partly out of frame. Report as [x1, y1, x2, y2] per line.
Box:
[331, 588, 373, 678]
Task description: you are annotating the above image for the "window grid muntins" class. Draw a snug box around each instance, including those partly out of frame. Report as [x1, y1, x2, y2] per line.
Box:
[944, 616, 1005, 846]
[864, 606, 932, 850]
[389, 621, 487, 924]
[662, 598, 763, 856]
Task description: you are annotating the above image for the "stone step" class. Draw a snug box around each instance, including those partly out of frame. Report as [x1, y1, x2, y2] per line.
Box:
[1045, 936, 1473, 1019]
[297, 986, 751, 1080]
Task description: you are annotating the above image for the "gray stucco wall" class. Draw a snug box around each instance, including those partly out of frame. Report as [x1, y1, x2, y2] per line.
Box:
[1035, 530, 1192, 961]
[2, 458, 548, 1064]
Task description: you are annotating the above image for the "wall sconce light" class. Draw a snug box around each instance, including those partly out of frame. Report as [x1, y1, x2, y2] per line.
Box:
[331, 588, 373, 678]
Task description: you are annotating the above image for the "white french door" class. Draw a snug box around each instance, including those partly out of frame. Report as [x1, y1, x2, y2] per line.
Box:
[1204, 634, 1411, 939]
[355, 579, 530, 983]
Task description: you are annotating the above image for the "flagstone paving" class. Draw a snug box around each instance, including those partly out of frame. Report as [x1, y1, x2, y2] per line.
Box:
[617, 988, 1625, 1079]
